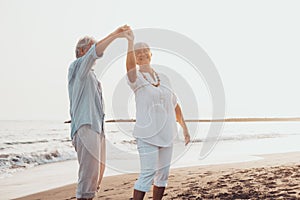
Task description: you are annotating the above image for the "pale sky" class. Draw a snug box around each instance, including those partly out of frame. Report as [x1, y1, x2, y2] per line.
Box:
[0, 0, 299, 120]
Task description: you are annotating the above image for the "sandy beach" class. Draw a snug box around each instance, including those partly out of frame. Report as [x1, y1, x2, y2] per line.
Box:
[15, 151, 300, 200]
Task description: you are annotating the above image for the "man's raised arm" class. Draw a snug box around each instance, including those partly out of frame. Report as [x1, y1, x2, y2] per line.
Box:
[95, 25, 130, 57]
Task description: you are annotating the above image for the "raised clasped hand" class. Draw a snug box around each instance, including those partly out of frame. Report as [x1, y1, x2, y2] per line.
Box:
[124, 29, 134, 41]
[114, 25, 133, 40]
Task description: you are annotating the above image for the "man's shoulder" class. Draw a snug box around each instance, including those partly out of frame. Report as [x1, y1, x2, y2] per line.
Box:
[68, 59, 81, 81]
[69, 57, 82, 69]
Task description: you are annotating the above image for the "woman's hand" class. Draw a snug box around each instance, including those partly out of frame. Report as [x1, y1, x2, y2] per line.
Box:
[183, 128, 190, 146]
[113, 25, 131, 38]
[124, 29, 134, 41]
[95, 25, 132, 59]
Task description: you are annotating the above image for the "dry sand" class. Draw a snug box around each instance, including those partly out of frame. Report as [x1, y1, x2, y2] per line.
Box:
[16, 152, 300, 200]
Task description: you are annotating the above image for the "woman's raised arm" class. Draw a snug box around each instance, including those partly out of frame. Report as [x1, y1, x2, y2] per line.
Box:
[125, 30, 137, 83]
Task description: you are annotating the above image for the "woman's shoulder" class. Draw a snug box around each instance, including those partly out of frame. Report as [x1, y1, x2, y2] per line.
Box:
[157, 72, 171, 86]
[157, 72, 169, 80]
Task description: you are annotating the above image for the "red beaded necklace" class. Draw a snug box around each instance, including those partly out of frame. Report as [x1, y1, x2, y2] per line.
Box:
[140, 70, 160, 87]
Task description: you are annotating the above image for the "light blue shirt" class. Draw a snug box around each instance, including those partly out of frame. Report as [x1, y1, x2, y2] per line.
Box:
[68, 44, 104, 139]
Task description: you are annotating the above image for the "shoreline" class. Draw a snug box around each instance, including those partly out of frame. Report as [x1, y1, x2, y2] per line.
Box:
[15, 151, 300, 200]
[1, 138, 275, 199]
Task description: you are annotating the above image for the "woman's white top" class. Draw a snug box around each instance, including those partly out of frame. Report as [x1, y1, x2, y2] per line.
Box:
[127, 71, 178, 147]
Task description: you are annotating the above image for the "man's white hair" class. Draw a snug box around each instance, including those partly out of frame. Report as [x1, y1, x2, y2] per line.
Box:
[75, 36, 96, 58]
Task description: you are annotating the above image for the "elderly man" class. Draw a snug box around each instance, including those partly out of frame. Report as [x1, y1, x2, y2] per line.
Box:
[68, 25, 130, 200]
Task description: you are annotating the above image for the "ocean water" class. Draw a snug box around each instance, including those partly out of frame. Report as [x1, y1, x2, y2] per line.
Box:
[0, 120, 300, 178]
[0, 121, 75, 178]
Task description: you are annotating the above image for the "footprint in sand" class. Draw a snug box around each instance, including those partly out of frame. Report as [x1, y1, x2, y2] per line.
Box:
[287, 191, 297, 195]
[204, 171, 213, 176]
[216, 183, 227, 188]
[244, 183, 255, 188]
[218, 180, 226, 183]
[269, 190, 279, 194]
[201, 194, 215, 199]
[206, 181, 214, 185]
[268, 184, 277, 189]
[190, 186, 199, 191]
[103, 188, 114, 192]
[291, 174, 300, 178]
[232, 185, 243, 191]
[239, 178, 251, 183]
[65, 197, 76, 200]
[288, 183, 298, 187]
[186, 177, 196, 181]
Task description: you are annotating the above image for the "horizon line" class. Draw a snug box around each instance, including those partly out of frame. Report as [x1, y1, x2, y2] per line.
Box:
[105, 117, 300, 123]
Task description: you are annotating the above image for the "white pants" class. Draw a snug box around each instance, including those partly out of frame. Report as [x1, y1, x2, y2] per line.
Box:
[72, 125, 106, 199]
[134, 139, 173, 192]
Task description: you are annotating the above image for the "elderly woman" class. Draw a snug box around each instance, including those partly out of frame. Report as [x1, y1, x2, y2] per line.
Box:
[124, 29, 190, 200]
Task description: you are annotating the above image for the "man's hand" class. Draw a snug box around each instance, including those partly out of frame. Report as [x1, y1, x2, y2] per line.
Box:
[95, 25, 132, 58]
[113, 25, 131, 38]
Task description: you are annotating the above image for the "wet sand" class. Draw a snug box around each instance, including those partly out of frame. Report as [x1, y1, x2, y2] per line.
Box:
[16, 152, 300, 200]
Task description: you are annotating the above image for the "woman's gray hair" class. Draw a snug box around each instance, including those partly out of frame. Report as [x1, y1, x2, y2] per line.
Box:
[75, 36, 96, 58]
[134, 42, 150, 51]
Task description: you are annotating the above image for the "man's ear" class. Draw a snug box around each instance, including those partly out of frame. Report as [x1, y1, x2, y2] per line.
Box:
[79, 48, 85, 56]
